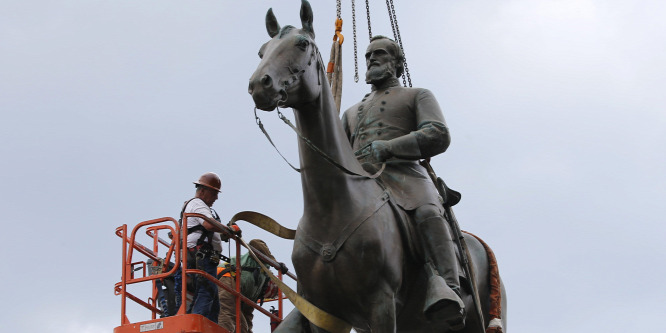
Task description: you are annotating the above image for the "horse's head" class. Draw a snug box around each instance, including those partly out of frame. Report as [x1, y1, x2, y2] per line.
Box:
[249, 0, 322, 111]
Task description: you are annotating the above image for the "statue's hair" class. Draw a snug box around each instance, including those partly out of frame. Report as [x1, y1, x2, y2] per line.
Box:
[370, 35, 404, 78]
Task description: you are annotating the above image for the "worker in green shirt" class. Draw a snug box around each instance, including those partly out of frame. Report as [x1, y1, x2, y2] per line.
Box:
[217, 239, 286, 333]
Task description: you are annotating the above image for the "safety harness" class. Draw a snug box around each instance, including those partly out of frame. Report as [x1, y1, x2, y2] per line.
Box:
[179, 198, 226, 298]
[179, 198, 219, 248]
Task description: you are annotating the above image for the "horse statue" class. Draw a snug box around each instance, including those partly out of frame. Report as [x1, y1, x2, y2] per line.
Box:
[248, 1, 507, 332]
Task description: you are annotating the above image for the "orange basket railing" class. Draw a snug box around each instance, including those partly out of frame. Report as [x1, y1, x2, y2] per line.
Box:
[115, 214, 295, 332]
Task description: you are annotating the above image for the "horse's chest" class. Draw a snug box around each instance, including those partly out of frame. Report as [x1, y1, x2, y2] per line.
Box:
[292, 230, 386, 291]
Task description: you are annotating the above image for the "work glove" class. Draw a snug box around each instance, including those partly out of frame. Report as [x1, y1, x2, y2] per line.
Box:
[278, 262, 289, 274]
[227, 224, 242, 237]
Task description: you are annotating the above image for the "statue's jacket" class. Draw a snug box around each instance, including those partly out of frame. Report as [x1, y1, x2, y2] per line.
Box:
[342, 84, 450, 212]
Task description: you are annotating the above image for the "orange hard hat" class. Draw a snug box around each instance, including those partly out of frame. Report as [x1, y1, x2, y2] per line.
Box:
[193, 172, 221, 192]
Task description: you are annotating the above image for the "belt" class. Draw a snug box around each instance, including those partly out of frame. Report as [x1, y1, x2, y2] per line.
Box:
[188, 246, 221, 256]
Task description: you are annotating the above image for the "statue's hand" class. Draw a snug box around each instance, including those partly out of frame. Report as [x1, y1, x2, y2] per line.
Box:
[370, 140, 392, 163]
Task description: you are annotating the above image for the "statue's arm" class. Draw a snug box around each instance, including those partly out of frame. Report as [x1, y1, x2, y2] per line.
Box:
[386, 89, 450, 159]
[341, 110, 352, 142]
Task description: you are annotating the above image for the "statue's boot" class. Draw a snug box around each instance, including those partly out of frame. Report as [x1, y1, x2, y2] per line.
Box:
[418, 216, 466, 330]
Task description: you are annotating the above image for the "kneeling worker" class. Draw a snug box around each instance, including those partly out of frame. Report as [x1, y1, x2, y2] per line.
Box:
[217, 239, 285, 333]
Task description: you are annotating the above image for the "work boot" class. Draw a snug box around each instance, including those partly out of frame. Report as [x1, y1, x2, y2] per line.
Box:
[417, 216, 466, 329]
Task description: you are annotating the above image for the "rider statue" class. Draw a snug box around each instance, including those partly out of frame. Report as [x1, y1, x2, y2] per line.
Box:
[341, 35, 466, 329]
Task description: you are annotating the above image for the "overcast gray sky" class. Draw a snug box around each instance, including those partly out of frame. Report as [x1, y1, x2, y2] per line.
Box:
[1, 0, 665, 332]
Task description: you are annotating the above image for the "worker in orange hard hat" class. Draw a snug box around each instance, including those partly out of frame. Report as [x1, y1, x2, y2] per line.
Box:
[172, 172, 226, 322]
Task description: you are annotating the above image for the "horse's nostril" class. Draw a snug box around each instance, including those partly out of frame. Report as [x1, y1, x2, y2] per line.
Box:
[248, 81, 254, 94]
[261, 74, 273, 88]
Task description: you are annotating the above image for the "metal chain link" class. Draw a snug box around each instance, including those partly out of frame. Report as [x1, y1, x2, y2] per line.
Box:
[385, 0, 404, 86]
[386, 0, 397, 42]
[352, 0, 359, 83]
[365, 0, 372, 40]
[387, 0, 411, 87]
[336, 0, 341, 19]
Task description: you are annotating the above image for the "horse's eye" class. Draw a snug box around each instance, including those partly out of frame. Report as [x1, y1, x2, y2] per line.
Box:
[296, 39, 310, 50]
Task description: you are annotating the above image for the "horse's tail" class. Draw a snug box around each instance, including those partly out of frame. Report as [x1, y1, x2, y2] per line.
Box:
[463, 231, 504, 333]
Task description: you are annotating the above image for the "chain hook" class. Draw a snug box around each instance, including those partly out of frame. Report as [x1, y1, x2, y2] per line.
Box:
[254, 107, 262, 126]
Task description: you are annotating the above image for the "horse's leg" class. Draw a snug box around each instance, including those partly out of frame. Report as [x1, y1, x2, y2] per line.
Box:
[367, 295, 397, 333]
[301, 290, 397, 333]
[350, 285, 398, 333]
[306, 304, 396, 333]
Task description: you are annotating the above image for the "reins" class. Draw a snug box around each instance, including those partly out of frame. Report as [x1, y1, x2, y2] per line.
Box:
[254, 107, 385, 179]
[254, 107, 301, 172]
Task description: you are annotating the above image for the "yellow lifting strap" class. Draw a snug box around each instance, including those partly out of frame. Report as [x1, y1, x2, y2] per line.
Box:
[229, 211, 296, 239]
[229, 211, 352, 333]
[327, 18, 343, 114]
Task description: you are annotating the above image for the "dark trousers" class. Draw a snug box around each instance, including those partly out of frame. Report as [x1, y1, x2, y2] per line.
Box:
[172, 248, 220, 322]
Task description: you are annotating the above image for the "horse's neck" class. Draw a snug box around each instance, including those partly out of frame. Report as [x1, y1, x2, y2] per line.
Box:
[292, 72, 376, 219]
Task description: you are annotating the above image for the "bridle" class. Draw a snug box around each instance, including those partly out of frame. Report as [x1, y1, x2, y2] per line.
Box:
[253, 34, 384, 179]
[276, 37, 322, 108]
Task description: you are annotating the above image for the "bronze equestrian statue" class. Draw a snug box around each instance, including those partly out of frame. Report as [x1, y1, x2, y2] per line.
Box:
[248, 1, 506, 332]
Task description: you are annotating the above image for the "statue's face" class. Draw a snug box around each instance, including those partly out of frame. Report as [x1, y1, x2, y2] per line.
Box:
[365, 39, 398, 84]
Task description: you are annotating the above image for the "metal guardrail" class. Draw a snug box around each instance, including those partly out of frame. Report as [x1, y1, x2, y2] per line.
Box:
[115, 215, 295, 332]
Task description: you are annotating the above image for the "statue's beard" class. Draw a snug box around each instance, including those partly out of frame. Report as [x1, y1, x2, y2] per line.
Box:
[365, 63, 396, 85]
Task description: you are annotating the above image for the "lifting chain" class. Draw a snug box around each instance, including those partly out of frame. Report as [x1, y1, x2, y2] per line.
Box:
[386, 0, 411, 87]
[365, 0, 372, 40]
[336, 0, 341, 19]
[352, 0, 359, 82]
[351, 0, 412, 86]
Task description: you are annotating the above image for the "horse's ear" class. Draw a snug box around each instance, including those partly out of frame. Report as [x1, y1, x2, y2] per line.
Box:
[266, 8, 281, 38]
[300, 0, 315, 39]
